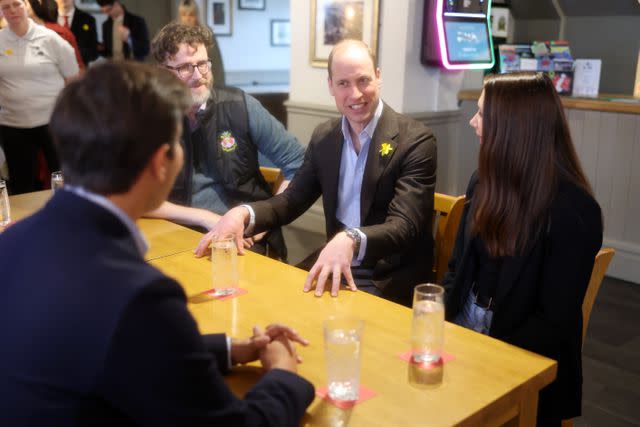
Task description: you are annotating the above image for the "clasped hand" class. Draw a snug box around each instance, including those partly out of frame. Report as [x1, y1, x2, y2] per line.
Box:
[231, 324, 309, 372]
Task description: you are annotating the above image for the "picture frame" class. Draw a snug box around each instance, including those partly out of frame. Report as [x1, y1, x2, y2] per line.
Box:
[207, 0, 233, 36]
[490, 6, 511, 39]
[310, 0, 380, 68]
[77, 0, 101, 12]
[270, 19, 291, 47]
[239, 0, 265, 10]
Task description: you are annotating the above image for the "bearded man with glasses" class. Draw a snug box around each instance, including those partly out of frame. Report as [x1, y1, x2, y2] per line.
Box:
[147, 23, 304, 260]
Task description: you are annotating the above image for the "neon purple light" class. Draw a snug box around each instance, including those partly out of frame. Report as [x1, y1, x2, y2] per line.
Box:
[435, 0, 494, 70]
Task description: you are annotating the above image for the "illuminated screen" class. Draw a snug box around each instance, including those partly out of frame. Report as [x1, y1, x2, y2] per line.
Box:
[444, 21, 491, 63]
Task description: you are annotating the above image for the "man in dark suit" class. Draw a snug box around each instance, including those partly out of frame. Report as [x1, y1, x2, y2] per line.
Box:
[197, 40, 437, 307]
[55, 0, 98, 65]
[97, 0, 149, 61]
[0, 61, 314, 426]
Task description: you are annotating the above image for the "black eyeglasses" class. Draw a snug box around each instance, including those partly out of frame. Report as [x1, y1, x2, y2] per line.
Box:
[165, 60, 212, 79]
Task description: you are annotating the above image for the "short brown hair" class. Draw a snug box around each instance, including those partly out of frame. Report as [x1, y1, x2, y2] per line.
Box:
[327, 39, 377, 80]
[50, 61, 191, 195]
[151, 22, 212, 64]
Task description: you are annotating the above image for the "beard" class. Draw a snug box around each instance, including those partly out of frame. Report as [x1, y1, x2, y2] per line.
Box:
[190, 77, 212, 107]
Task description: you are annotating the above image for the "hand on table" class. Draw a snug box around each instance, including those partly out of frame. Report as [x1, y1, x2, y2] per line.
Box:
[303, 231, 358, 297]
[231, 324, 309, 373]
[195, 206, 249, 257]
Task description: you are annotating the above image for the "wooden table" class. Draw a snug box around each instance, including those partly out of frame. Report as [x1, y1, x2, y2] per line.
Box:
[5, 190, 203, 261]
[151, 251, 557, 427]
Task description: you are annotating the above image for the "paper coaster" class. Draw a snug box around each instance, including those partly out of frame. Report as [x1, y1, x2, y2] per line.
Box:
[316, 385, 377, 409]
[204, 287, 248, 301]
[398, 350, 455, 369]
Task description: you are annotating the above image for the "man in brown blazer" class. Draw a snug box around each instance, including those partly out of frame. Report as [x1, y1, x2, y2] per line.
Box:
[196, 40, 437, 307]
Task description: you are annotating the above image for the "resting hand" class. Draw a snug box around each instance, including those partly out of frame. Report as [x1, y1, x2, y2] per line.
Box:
[231, 324, 309, 365]
[195, 206, 249, 257]
[118, 25, 130, 42]
[303, 232, 358, 297]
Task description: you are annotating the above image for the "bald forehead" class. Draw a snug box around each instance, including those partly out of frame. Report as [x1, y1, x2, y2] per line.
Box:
[329, 42, 376, 76]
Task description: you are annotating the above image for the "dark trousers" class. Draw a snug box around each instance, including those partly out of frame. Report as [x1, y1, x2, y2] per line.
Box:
[0, 125, 59, 195]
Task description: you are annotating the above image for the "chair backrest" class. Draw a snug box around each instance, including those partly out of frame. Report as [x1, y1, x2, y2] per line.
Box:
[582, 248, 615, 340]
[259, 166, 284, 194]
[433, 193, 466, 284]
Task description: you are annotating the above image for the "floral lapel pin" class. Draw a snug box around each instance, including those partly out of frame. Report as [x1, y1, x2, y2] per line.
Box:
[379, 142, 393, 157]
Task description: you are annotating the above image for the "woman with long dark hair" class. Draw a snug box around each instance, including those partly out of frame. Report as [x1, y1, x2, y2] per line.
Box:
[443, 72, 603, 426]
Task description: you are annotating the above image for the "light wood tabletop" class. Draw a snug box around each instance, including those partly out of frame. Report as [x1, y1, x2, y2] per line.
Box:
[4, 190, 203, 261]
[151, 250, 558, 427]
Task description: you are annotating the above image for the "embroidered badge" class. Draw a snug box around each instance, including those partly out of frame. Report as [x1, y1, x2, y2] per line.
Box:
[379, 142, 393, 157]
[4, 49, 13, 56]
[218, 131, 237, 152]
[83, 24, 90, 31]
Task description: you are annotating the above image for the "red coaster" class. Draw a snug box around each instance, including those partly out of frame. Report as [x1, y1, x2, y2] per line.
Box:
[204, 287, 248, 301]
[398, 350, 455, 369]
[316, 385, 377, 409]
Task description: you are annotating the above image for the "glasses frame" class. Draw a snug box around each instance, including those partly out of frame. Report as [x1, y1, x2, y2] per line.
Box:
[165, 60, 212, 79]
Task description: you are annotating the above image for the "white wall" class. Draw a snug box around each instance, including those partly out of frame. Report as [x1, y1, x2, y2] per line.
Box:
[214, 0, 291, 72]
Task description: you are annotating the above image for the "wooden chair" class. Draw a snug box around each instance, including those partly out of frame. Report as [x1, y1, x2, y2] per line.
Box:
[259, 166, 284, 194]
[561, 247, 615, 427]
[433, 193, 466, 284]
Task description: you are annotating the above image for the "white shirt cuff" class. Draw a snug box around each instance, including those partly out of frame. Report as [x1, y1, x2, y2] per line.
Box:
[226, 336, 232, 369]
[240, 204, 256, 236]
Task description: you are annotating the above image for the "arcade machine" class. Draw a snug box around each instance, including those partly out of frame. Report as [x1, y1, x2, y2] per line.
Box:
[421, 0, 494, 70]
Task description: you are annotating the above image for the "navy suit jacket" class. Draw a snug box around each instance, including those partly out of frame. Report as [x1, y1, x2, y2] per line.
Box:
[70, 7, 99, 65]
[250, 103, 437, 306]
[0, 191, 314, 426]
[101, 8, 149, 61]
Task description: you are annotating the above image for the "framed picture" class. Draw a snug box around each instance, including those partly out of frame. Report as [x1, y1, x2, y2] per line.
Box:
[310, 0, 380, 68]
[239, 0, 265, 10]
[77, 0, 101, 11]
[207, 0, 232, 36]
[270, 20, 291, 46]
[490, 6, 511, 39]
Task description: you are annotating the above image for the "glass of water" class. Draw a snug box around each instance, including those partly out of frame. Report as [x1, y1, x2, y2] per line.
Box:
[0, 180, 10, 227]
[51, 171, 64, 193]
[210, 234, 238, 297]
[411, 283, 445, 364]
[324, 316, 365, 402]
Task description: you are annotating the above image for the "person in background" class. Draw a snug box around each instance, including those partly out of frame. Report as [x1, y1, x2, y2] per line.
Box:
[443, 72, 602, 426]
[147, 23, 304, 260]
[0, 61, 314, 426]
[0, 0, 79, 194]
[199, 39, 437, 307]
[26, 0, 84, 70]
[54, 0, 98, 66]
[177, 0, 225, 86]
[96, 0, 148, 61]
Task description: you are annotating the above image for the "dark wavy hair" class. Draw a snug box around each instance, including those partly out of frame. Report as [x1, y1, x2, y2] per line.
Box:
[27, 0, 54, 23]
[50, 61, 191, 195]
[472, 72, 593, 257]
[151, 22, 213, 64]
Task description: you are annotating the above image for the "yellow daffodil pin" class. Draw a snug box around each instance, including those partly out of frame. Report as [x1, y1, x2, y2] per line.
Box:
[4, 49, 13, 56]
[379, 142, 393, 157]
[83, 24, 90, 31]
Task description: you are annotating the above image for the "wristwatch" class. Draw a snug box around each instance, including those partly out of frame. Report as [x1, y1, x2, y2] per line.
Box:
[344, 228, 361, 256]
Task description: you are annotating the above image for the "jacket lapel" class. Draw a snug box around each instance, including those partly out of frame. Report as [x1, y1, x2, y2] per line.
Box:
[360, 104, 399, 222]
[321, 123, 345, 228]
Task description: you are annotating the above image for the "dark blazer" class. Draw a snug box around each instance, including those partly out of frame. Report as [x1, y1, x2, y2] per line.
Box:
[0, 191, 314, 427]
[443, 172, 603, 425]
[101, 8, 149, 61]
[251, 103, 437, 306]
[70, 7, 98, 65]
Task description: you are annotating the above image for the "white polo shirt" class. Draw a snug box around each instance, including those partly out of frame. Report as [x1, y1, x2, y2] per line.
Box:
[0, 19, 79, 128]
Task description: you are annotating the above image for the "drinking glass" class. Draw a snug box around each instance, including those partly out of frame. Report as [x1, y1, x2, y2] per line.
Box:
[51, 171, 64, 193]
[0, 180, 10, 226]
[324, 316, 365, 401]
[411, 283, 445, 364]
[210, 234, 239, 297]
